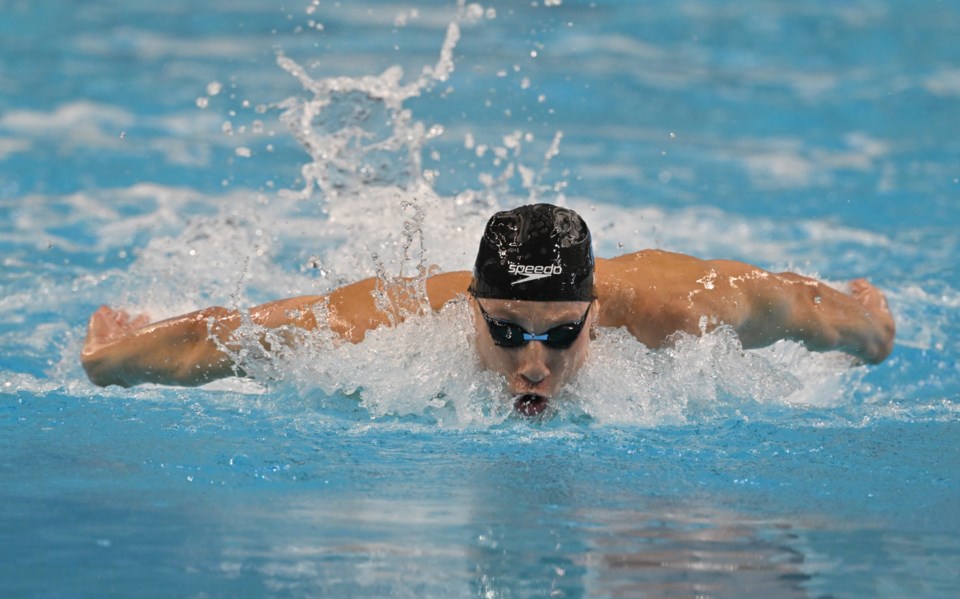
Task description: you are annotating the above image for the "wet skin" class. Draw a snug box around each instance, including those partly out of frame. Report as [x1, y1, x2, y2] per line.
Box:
[80, 253, 895, 395]
[470, 297, 597, 416]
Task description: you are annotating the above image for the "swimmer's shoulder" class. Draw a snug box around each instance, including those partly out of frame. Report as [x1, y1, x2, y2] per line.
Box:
[596, 250, 723, 342]
[597, 249, 702, 282]
[426, 270, 472, 309]
[595, 249, 710, 310]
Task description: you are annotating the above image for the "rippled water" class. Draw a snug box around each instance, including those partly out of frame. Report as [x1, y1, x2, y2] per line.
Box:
[2, 1, 959, 596]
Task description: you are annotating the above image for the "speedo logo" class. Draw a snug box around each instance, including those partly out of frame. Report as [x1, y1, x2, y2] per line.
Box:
[508, 263, 563, 285]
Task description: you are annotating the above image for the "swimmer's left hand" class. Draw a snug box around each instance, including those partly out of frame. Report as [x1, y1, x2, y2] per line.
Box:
[848, 278, 895, 362]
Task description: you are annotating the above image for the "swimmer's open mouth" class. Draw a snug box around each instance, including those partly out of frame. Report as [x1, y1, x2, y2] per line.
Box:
[514, 394, 549, 417]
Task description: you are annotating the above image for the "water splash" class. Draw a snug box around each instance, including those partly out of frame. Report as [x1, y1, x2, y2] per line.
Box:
[211, 298, 872, 429]
[274, 0, 478, 202]
[224, 300, 514, 429]
[12, 1, 949, 430]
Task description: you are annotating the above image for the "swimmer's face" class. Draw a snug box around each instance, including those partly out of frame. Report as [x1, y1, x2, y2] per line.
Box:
[471, 297, 595, 415]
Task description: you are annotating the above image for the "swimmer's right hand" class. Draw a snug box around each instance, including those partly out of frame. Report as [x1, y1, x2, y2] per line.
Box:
[80, 305, 241, 388]
[81, 306, 150, 355]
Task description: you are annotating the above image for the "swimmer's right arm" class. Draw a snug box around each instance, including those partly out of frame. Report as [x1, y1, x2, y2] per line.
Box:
[81, 294, 348, 388]
[81, 305, 247, 387]
[80, 271, 472, 387]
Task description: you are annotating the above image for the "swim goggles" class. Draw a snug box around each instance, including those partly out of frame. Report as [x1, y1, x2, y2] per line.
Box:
[476, 301, 591, 349]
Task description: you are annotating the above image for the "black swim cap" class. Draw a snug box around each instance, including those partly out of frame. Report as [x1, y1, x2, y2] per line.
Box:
[469, 203, 594, 302]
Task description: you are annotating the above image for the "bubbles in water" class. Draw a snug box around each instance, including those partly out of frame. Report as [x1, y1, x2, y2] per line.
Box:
[226, 300, 513, 428]
[32, 1, 930, 431]
[563, 325, 861, 426]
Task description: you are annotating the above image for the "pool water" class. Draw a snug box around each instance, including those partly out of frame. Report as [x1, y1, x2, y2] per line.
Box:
[2, 1, 959, 596]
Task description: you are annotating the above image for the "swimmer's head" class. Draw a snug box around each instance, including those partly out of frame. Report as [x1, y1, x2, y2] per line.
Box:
[468, 204, 597, 415]
[469, 203, 594, 302]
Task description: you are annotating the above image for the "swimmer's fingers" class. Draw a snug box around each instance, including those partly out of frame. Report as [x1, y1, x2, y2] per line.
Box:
[129, 311, 151, 330]
[84, 306, 151, 350]
[849, 278, 895, 357]
[849, 279, 890, 315]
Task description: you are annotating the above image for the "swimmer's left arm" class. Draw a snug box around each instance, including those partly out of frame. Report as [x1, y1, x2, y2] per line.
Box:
[714, 261, 895, 363]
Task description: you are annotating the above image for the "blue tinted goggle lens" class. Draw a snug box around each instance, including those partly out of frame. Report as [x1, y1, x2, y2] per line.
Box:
[477, 302, 590, 349]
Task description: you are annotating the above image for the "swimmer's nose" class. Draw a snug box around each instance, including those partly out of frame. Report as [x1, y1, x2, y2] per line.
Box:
[518, 342, 549, 385]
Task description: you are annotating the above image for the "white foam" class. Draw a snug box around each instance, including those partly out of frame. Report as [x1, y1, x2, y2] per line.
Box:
[201, 294, 868, 429]
[73, 28, 256, 61]
[925, 68, 960, 97]
[0, 101, 134, 150]
[12, 3, 944, 430]
[563, 325, 862, 426]
[733, 133, 890, 190]
[0, 137, 30, 159]
[0, 100, 234, 166]
[224, 300, 513, 429]
[886, 284, 960, 351]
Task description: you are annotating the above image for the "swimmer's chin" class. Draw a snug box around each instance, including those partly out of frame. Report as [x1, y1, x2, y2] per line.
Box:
[514, 394, 550, 417]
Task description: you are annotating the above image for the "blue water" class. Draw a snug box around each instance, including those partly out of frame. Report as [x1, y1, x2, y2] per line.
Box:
[2, 1, 959, 596]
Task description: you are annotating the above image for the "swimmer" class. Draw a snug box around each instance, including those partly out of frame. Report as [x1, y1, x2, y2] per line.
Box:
[81, 203, 895, 415]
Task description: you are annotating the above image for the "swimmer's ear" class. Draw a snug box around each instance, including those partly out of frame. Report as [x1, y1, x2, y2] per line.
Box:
[589, 299, 601, 340]
[467, 294, 482, 323]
